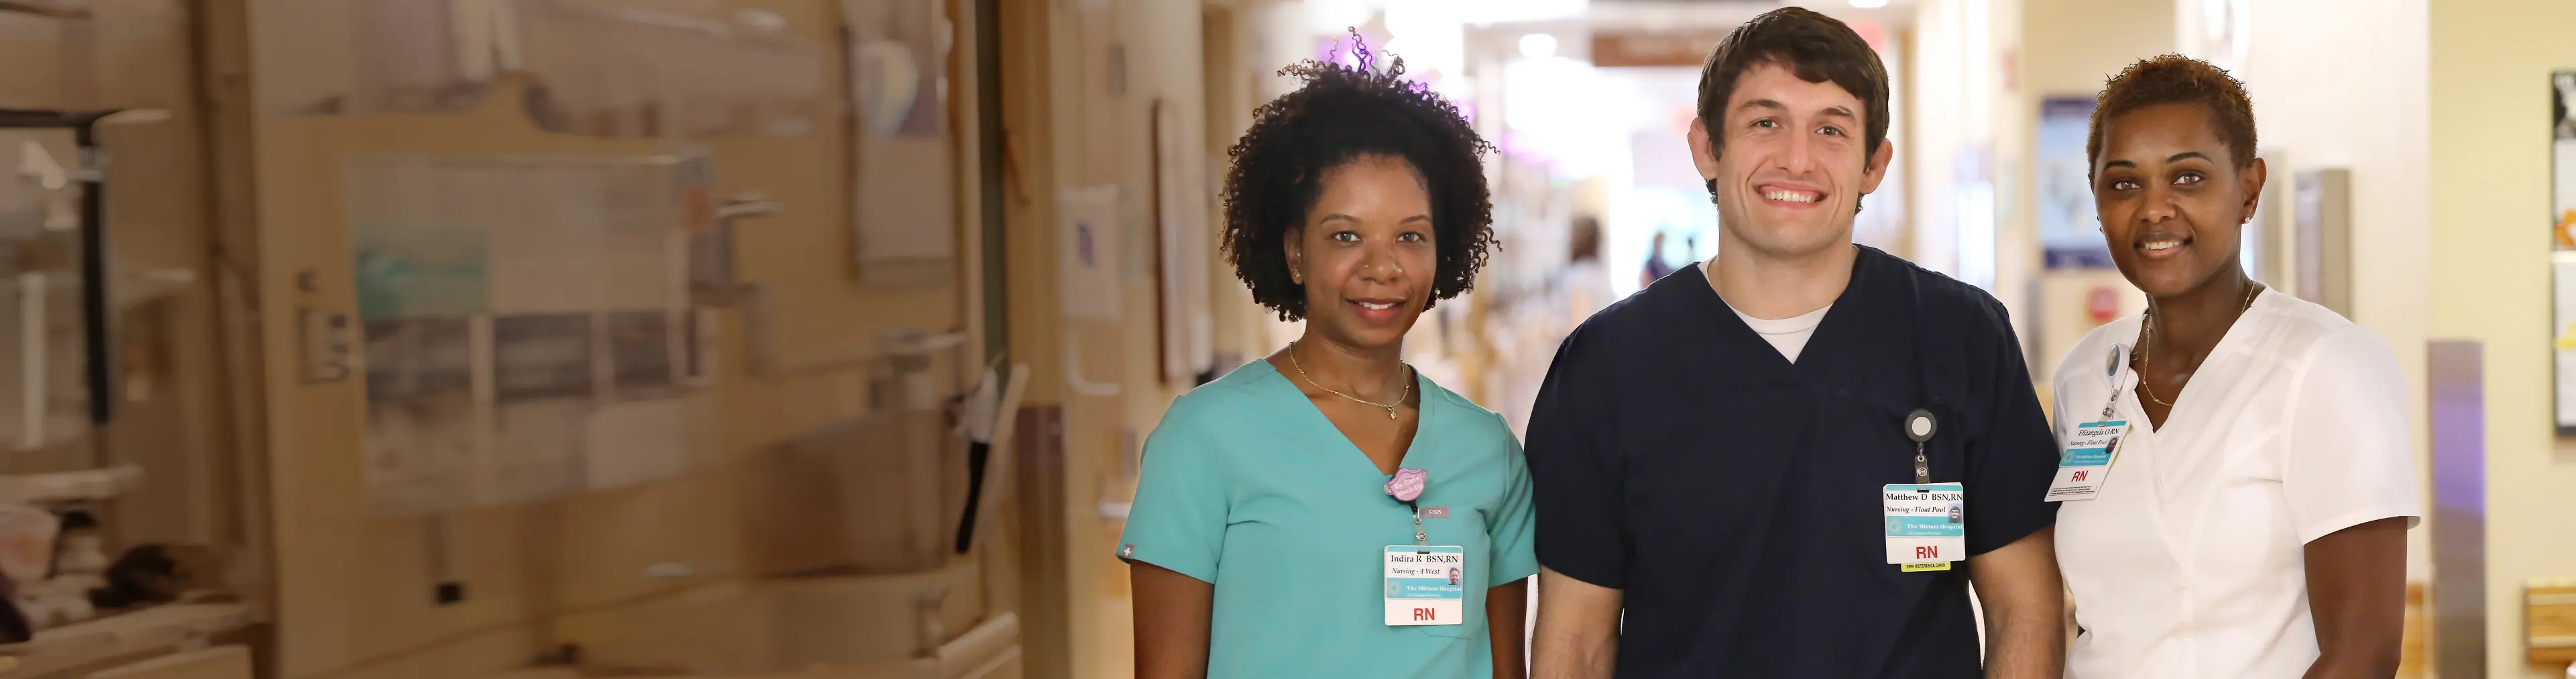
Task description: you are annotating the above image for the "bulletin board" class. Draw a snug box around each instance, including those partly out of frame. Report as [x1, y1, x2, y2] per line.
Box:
[2038, 97, 2111, 270]
[2549, 72, 2576, 431]
[346, 154, 710, 515]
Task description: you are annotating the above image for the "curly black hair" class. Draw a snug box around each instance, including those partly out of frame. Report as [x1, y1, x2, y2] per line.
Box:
[1220, 36, 1496, 321]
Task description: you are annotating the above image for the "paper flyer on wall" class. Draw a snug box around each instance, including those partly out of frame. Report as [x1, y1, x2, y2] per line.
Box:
[347, 155, 704, 515]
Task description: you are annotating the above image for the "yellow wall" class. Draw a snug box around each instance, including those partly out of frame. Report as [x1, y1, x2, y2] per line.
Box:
[2427, 1, 2576, 676]
[2017, 0, 2166, 370]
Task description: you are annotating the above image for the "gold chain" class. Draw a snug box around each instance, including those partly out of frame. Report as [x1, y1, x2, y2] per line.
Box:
[2138, 282, 2261, 407]
[1286, 342, 1412, 421]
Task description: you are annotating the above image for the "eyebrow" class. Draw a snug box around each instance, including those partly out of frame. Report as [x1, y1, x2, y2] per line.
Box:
[1735, 99, 1859, 125]
[2100, 151, 2217, 170]
[1315, 213, 1434, 225]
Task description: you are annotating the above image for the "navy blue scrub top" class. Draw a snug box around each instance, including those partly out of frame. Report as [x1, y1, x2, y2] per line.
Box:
[1525, 246, 2060, 678]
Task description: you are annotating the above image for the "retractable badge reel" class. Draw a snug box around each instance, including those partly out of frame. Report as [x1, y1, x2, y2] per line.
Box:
[2044, 344, 2135, 503]
[1904, 409, 1936, 484]
[1886, 409, 1963, 571]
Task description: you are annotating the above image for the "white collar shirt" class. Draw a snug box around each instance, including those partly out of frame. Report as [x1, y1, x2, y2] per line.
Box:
[2050, 291, 2423, 678]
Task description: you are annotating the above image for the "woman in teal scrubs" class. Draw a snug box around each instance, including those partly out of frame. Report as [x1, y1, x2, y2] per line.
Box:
[1119, 42, 1534, 679]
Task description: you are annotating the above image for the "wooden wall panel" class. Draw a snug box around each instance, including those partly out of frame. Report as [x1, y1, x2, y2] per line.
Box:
[240, 1, 973, 676]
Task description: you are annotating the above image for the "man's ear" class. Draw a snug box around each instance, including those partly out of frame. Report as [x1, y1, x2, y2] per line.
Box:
[1859, 138, 1896, 195]
[1688, 117, 1721, 180]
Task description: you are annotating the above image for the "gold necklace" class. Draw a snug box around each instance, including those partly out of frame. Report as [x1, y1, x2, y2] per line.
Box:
[1286, 342, 1412, 420]
[2138, 282, 2260, 407]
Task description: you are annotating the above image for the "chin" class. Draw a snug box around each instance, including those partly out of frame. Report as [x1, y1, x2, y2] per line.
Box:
[2125, 268, 2210, 299]
[1742, 229, 1846, 259]
[1315, 315, 1415, 350]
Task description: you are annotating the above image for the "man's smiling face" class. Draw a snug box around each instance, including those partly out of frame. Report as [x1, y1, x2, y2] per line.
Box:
[1691, 61, 1892, 260]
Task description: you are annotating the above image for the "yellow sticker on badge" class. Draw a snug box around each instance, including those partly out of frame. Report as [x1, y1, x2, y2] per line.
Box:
[1901, 562, 1952, 572]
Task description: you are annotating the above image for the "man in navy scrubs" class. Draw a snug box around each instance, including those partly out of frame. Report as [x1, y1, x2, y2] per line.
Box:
[1525, 8, 2065, 678]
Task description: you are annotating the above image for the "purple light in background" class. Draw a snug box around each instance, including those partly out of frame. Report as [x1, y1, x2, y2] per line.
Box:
[1456, 102, 1476, 124]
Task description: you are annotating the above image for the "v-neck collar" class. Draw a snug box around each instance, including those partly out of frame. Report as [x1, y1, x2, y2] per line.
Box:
[2135, 289, 2271, 433]
[1252, 358, 1439, 482]
[1684, 246, 1878, 375]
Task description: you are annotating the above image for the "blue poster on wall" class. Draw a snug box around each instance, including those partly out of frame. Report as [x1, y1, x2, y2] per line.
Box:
[2038, 97, 2112, 270]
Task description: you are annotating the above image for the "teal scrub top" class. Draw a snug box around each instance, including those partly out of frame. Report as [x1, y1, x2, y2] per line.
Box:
[1117, 359, 1539, 678]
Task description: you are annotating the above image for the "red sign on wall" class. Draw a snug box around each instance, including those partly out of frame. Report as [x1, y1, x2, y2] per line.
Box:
[2087, 286, 2120, 324]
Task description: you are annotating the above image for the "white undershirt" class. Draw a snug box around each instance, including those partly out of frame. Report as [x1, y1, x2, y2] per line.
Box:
[1733, 305, 1830, 363]
[1707, 261, 1831, 363]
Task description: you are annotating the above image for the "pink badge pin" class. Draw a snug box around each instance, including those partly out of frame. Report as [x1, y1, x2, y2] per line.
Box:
[1385, 468, 1428, 503]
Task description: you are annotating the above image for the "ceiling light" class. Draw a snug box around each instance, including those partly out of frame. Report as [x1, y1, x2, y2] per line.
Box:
[1518, 34, 1558, 59]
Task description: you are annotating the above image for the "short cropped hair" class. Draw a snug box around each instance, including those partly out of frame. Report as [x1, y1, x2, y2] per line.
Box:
[2087, 54, 2258, 178]
[1220, 38, 1496, 321]
[1694, 7, 1890, 211]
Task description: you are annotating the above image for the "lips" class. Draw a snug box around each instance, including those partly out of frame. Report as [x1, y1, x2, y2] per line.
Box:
[1349, 298, 1407, 323]
[2134, 232, 2191, 262]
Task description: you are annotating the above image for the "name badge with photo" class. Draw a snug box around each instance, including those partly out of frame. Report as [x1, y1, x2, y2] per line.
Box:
[2045, 420, 2131, 502]
[1883, 483, 1967, 570]
[1383, 545, 1466, 626]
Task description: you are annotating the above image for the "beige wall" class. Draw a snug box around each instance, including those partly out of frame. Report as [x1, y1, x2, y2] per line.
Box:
[2017, 0, 2165, 374]
[2428, 1, 2576, 675]
[1008, 0, 1236, 676]
[2209, 0, 2437, 581]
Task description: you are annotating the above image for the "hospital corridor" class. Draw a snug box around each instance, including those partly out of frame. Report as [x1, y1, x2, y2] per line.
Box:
[0, 0, 2571, 677]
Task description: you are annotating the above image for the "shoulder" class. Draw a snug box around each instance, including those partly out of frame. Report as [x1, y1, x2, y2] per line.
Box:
[1861, 246, 2015, 331]
[2251, 294, 2400, 378]
[2054, 315, 2142, 391]
[1559, 264, 1700, 360]
[1154, 359, 1285, 434]
[1420, 376, 1516, 445]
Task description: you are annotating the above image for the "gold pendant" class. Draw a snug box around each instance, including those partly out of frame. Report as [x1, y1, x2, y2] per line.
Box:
[1386, 407, 1398, 420]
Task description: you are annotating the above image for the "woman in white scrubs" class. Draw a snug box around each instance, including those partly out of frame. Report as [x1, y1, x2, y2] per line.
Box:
[2052, 55, 2421, 678]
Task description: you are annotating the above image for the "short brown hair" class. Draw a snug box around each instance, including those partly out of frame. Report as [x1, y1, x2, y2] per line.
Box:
[2087, 54, 2258, 179]
[1695, 7, 1891, 162]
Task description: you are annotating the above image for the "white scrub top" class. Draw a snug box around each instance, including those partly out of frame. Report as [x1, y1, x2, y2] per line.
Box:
[2050, 291, 2422, 678]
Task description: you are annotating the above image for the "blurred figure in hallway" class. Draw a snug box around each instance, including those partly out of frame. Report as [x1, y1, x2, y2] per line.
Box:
[1637, 229, 1676, 289]
[1494, 215, 1617, 440]
[1562, 215, 1616, 328]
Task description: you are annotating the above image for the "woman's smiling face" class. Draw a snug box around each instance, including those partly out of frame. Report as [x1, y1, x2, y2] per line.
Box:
[1287, 155, 1440, 350]
[2091, 102, 2266, 298]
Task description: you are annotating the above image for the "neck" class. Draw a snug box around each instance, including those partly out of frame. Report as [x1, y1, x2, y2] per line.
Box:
[2148, 272, 2258, 364]
[1707, 236, 1856, 319]
[1287, 331, 1409, 402]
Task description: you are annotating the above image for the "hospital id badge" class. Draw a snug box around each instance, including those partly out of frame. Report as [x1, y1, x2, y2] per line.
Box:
[2046, 420, 2131, 502]
[1884, 483, 1966, 569]
[1384, 545, 1466, 626]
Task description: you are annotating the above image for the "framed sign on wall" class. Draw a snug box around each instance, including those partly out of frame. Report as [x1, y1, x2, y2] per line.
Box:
[2549, 72, 2576, 432]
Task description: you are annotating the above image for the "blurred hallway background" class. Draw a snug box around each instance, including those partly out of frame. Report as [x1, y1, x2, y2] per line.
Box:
[0, 0, 2571, 677]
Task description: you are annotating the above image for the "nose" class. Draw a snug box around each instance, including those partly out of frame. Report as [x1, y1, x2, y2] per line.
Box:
[1777, 127, 1819, 176]
[1356, 239, 1403, 283]
[2136, 183, 2180, 225]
